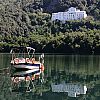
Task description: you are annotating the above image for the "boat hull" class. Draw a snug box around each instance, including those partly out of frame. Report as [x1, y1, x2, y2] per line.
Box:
[12, 69, 41, 77]
[12, 63, 41, 70]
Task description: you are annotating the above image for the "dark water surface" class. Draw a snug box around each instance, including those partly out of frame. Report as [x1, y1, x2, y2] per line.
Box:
[0, 54, 100, 100]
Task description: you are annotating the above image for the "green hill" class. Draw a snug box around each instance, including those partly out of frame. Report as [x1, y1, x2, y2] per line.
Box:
[0, 0, 100, 54]
[43, 0, 100, 20]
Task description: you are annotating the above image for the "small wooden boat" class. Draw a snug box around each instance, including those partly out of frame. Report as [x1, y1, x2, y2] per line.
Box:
[10, 47, 44, 70]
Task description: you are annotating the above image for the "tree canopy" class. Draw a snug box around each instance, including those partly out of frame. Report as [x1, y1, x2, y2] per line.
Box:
[0, 0, 100, 54]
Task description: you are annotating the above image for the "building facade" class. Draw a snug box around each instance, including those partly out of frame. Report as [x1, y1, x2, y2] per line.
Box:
[51, 7, 87, 21]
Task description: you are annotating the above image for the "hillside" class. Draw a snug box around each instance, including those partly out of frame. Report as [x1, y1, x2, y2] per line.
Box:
[0, 0, 100, 54]
[43, 0, 100, 20]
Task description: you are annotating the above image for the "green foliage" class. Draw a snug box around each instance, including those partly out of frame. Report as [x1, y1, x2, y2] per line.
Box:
[0, 0, 100, 54]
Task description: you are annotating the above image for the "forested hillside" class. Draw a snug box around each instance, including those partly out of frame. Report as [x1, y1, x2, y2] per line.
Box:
[0, 0, 100, 54]
[43, 0, 100, 20]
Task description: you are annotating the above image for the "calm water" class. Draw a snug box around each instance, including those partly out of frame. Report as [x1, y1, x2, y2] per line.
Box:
[0, 54, 100, 100]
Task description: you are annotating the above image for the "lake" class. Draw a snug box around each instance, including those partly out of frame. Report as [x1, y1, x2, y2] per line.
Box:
[0, 54, 100, 100]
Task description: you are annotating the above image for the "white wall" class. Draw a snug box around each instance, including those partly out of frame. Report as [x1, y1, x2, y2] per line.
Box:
[51, 7, 87, 21]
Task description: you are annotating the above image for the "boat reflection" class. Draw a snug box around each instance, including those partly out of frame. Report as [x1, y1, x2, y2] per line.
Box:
[11, 68, 44, 93]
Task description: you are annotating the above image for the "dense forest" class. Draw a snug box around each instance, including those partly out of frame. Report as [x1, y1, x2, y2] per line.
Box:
[0, 0, 100, 54]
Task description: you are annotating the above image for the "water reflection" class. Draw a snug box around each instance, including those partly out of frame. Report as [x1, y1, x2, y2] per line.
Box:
[51, 82, 87, 97]
[10, 68, 89, 98]
[0, 54, 100, 100]
[9, 67, 100, 99]
[46, 69, 100, 99]
[11, 68, 44, 94]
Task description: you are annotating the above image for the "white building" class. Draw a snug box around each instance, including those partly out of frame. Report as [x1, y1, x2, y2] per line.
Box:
[51, 83, 87, 97]
[51, 7, 87, 21]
